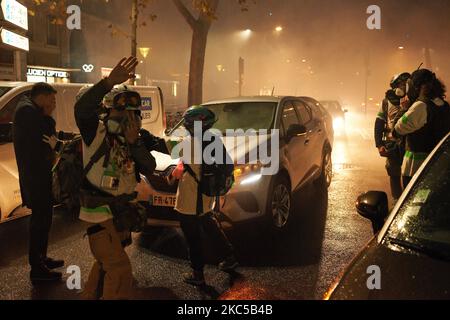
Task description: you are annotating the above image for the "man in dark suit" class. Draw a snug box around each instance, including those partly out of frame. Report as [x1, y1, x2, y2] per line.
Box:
[13, 82, 64, 283]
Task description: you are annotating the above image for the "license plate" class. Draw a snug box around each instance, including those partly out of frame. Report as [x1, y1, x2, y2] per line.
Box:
[151, 195, 176, 207]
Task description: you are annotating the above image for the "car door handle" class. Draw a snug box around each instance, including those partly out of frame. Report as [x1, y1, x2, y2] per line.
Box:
[304, 139, 310, 145]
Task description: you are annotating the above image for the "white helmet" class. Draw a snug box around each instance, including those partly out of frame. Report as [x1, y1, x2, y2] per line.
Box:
[102, 84, 141, 111]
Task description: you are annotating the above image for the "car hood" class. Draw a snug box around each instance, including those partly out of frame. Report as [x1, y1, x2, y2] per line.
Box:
[329, 238, 450, 299]
[154, 134, 272, 171]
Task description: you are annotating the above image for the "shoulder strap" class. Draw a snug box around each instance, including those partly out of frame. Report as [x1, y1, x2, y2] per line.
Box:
[184, 164, 200, 184]
[82, 136, 110, 178]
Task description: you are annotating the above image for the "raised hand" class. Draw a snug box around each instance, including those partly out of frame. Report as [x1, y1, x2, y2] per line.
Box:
[106, 57, 139, 87]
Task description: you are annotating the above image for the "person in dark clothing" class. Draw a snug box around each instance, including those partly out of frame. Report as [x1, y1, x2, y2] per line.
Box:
[12, 82, 65, 283]
[374, 73, 410, 199]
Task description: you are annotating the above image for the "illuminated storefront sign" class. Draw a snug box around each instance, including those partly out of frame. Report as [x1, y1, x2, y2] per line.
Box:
[27, 68, 69, 79]
[1, 0, 28, 30]
[0, 28, 29, 51]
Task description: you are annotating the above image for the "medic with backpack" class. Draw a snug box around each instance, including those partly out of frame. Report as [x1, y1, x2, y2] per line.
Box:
[170, 105, 238, 286]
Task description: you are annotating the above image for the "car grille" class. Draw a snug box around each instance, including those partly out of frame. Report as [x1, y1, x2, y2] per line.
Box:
[148, 167, 178, 193]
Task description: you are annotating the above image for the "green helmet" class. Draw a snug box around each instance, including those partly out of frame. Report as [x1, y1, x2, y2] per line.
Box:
[103, 84, 141, 111]
[183, 105, 217, 131]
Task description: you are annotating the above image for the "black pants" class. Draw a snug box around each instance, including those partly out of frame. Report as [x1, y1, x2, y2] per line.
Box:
[179, 213, 234, 272]
[385, 151, 404, 199]
[29, 199, 54, 268]
[402, 176, 412, 190]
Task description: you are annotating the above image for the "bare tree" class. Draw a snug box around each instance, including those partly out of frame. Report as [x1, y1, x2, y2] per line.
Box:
[172, 0, 253, 106]
[172, 0, 219, 106]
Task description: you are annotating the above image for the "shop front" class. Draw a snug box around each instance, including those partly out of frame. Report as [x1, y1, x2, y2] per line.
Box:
[26, 66, 79, 83]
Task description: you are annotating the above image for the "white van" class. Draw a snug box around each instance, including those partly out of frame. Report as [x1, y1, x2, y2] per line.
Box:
[0, 81, 166, 222]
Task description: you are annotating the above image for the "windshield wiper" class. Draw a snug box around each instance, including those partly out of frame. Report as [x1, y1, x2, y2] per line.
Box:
[386, 237, 450, 261]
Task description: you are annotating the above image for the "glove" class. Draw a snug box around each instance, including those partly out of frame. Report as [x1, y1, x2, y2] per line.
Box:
[42, 134, 61, 150]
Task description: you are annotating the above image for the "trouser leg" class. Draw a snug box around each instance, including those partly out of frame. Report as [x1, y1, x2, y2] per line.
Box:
[386, 155, 403, 200]
[179, 215, 204, 272]
[389, 176, 403, 199]
[402, 176, 412, 190]
[200, 213, 234, 259]
[29, 199, 53, 268]
[87, 220, 132, 300]
[81, 261, 103, 300]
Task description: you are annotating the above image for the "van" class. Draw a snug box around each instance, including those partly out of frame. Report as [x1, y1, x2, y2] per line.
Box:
[0, 81, 165, 222]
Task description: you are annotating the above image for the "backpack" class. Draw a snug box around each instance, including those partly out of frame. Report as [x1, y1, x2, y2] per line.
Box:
[52, 134, 110, 214]
[428, 100, 450, 147]
[184, 138, 235, 197]
[52, 135, 84, 213]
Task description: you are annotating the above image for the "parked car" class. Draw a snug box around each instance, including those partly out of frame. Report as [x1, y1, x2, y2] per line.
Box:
[319, 100, 348, 133]
[138, 96, 334, 231]
[325, 133, 450, 299]
[0, 81, 166, 222]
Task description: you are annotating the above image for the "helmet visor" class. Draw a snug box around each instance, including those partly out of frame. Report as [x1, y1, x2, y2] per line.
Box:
[113, 91, 142, 111]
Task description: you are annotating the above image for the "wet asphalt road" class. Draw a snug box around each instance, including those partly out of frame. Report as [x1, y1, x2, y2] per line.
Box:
[0, 112, 392, 300]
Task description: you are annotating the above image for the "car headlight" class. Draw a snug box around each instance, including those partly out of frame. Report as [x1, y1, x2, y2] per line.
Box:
[333, 117, 345, 131]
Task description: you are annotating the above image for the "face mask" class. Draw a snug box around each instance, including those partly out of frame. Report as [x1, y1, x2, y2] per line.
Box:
[395, 88, 405, 97]
[106, 117, 126, 135]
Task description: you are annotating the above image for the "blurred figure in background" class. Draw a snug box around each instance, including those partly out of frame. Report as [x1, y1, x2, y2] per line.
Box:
[374, 73, 410, 200]
[393, 69, 450, 188]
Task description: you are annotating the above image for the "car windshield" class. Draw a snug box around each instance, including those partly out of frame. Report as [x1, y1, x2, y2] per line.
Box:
[0, 87, 12, 98]
[205, 102, 277, 133]
[385, 138, 450, 258]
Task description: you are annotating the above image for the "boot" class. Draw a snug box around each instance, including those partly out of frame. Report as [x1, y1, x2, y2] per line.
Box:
[219, 255, 238, 272]
[43, 257, 65, 269]
[183, 270, 205, 286]
[30, 263, 62, 283]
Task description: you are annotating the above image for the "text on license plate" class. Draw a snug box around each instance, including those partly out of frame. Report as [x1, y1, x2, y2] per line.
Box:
[152, 195, 176, 207]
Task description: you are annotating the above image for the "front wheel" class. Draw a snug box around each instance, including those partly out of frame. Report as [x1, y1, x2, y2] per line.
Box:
[315, 148, 332, 189]
[266, 174, 292, 232]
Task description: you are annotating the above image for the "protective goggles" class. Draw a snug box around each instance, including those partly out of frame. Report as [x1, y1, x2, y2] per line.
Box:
[113, 91, 142, 111]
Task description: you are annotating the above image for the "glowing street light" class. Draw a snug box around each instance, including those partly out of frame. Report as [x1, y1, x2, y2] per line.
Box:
[139, 47, 150, 59]
[398, 46, 405, 50]
[138, 47, 151, 85]
[275, 26, 283, 32]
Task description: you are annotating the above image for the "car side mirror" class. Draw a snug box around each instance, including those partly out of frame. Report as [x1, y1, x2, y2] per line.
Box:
[356, 191, 389, 234]
[286, 124, 307, 142]
[0, 122, 13, 143]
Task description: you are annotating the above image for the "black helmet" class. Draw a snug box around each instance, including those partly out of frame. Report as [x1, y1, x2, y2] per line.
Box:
[390, 72, 411, 89]
[183, 105, 217, 131]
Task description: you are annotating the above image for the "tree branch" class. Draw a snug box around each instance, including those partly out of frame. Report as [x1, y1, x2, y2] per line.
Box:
[172, 0, 197, 29]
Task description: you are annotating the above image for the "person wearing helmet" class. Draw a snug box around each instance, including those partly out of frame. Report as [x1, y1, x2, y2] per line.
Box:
[74, 57, 158, 299]
[374, 72, 411, 200]
[393, 69, 449, 188]
[171, 105, 237, 286]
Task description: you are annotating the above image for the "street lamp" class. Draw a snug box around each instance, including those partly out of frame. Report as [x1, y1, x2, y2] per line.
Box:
[275, 26, 283, 32]
[139, 47, 151, 85]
